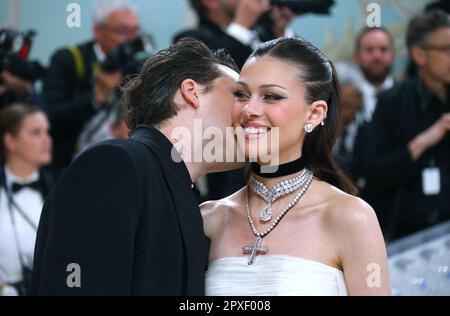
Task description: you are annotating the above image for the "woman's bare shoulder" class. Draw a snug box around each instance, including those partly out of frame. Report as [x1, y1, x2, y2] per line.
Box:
[200, 188, 245, 215]
[200, 187, 246, 237]
[315, 180, 379, 232]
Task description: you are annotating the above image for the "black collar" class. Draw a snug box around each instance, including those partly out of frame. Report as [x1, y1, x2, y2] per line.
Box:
[0, 163, 50, 198]
[251, 156, 308, 179]
[130, 124, 193, 187]
[198, 17, 225, 34]
[416, 77, 450, 112]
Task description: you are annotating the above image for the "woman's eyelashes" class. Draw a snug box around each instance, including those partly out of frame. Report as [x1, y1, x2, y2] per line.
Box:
[233, 90, 286, 102]
[262, 94, 286, 102]
[233, 90, 250, 101]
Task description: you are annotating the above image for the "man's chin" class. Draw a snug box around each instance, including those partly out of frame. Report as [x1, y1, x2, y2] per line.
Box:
[363, 69, 391, 84]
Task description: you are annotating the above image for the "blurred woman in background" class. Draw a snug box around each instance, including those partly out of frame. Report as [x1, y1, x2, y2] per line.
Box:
[0, 103, 54, 296]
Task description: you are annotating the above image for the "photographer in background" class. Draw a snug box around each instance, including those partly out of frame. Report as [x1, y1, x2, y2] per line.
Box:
[0, 104, 55, 296]
[174, 0, 295, 69]
[0, 29, 45, 110]
[0, 71, 33, 108]
[44, 0, 140, 169]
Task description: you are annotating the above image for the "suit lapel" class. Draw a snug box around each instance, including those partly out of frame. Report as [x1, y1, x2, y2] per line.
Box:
[130, 125, 209, 293]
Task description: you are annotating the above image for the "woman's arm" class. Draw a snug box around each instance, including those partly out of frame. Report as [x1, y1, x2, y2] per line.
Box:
[332, 197, 391, 296]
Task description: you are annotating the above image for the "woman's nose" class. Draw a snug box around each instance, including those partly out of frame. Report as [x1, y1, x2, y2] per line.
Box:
[243, 98, 264, 118]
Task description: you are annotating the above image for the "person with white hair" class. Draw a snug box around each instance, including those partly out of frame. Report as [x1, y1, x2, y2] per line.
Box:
[43, 0, 141, 170]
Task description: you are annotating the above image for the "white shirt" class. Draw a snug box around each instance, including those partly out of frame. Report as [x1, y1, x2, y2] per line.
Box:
[74, 43, 118, 159]
[0, 167, 43, 285]
[335, 63, 394, 153]
[226, 23, 295, 50]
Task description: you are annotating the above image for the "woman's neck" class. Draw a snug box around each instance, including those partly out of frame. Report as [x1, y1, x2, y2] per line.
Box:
[251, 171, 307, 189]
[251, 155, 308, 188]
[6, 158, 39, 180]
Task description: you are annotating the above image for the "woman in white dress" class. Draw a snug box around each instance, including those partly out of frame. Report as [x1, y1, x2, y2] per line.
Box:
[201, 37, 391, 296]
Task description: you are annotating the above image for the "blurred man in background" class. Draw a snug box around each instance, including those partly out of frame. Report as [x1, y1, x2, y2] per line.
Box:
[43, 0, 140, 169]
[175, 0, 294, 69]
[333, 79, 363, 177]
[336, 27, 395, 158]
[365, 10, 450, 240]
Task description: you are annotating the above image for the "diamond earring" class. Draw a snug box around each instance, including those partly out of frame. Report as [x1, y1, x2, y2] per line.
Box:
[305, 123, 314, 133]
[321, 113, 327, 126]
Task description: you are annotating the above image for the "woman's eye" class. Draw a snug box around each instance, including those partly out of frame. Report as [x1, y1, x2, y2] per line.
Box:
[233, 91, 250, 101]
[263, 94, 285, 101]
[31, 129, 41, 136]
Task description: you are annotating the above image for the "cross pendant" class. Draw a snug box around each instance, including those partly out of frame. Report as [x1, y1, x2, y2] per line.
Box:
[243, 236, 269, 265]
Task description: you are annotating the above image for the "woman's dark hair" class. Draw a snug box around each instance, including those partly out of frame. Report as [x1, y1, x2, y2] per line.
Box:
[0, 103, 42, 161]
[249, 37, 357, 195]
[122, 37, 238, 130]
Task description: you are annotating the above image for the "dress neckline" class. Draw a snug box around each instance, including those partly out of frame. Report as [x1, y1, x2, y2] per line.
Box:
[209, 254, 343, 272]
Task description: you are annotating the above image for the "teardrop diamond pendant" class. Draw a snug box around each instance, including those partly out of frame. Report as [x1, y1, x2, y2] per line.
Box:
[259, 205, 272, 222]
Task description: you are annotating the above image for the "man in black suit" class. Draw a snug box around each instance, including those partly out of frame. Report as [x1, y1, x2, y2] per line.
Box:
[30, 38, 241, 296]
[43, 0, 140, 169]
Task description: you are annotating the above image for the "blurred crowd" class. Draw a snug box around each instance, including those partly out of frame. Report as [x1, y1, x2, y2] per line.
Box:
[0, 0, 449, 295]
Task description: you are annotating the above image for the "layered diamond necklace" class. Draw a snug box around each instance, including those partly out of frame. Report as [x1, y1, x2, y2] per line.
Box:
[249, 168, 310, 222]
[244, 159, 314, 265]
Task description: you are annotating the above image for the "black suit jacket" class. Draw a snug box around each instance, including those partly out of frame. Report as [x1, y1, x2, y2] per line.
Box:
[31, 125, 210, 296]
[43, 41, 99, 168]
[362, 77, 450, 238]
[174, 18, 253, 69]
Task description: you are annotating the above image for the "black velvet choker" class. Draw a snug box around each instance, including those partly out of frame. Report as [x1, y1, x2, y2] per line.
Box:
[251, 156, 307, 179]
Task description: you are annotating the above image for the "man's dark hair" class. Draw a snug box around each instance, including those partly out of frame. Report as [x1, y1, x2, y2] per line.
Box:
[189, 0, 207, 19]
[122, 37, 238, 130]
[355, 26, 394, 51]
[406, 10, 450, 49]
[426, 0, 450, 14]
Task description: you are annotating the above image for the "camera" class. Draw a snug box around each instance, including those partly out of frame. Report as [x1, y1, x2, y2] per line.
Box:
[256, 0, 336, 41]
[101, 34, 155, 74]
[270, 0, 336, 15]
[0, 28, 46, 83]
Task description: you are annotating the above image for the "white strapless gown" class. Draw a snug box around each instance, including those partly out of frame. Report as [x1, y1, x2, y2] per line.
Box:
[205, 255, 348, 296]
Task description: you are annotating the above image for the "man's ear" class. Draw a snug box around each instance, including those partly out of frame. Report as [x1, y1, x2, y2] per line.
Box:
[410, 46, 426, 67]
[180, 79, 201, 110]
[353, 50, 360, 65]
[305, 100, 328, 127]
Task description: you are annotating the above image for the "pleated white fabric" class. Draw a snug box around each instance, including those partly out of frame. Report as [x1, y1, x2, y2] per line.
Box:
[205, 255, 348, 296]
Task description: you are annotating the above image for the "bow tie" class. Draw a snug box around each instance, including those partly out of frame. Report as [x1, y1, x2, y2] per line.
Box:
[11, 180, 41, 194]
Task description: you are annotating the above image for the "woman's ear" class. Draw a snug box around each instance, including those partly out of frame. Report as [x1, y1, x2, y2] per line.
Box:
[180, 79, 201, 110]
[305, 100, 328, 128]
[3, 133, 17, 155]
